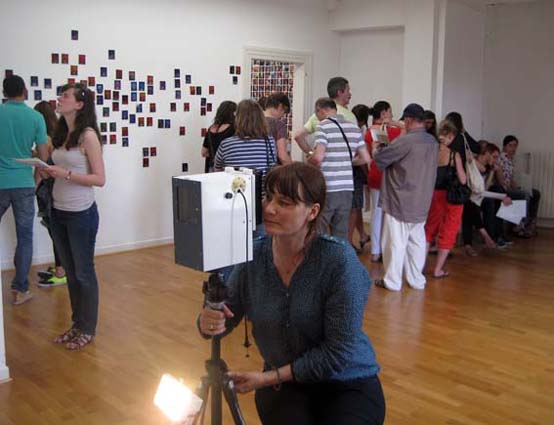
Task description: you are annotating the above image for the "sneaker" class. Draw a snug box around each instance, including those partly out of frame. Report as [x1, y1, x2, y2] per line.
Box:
[12, 291, 33, 305]
[37, 266, 56, 280]
[38, 275, 67, 287]
[496, 238, 508, 249]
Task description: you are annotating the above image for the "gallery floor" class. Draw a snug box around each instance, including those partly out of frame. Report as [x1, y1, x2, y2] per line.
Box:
[1, 230, 553, 424]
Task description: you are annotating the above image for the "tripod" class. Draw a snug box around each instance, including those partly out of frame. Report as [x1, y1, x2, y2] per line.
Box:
[195, 273, 245, 425]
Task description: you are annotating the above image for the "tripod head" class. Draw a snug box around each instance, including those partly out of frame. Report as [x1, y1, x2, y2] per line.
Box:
[203, 272, 227, 311]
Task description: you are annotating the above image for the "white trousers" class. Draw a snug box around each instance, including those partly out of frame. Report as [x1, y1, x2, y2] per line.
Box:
[381, 213, 427, 291]
[369, 189, 383, 255]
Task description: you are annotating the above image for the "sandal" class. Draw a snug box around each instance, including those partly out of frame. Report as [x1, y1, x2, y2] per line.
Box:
[432, 271, 450, 279]
[54, 328, 80, 344]
[65, 333, 94, 350]
[464, 245, 478, 257]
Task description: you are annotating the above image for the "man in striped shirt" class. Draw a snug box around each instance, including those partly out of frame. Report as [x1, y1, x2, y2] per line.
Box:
[308, 98, 370, 240]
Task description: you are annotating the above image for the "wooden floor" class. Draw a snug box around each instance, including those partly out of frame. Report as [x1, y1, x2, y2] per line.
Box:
[1, 230, 554, 424]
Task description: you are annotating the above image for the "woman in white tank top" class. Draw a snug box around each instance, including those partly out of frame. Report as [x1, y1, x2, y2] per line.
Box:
[43, 83, 105, 350]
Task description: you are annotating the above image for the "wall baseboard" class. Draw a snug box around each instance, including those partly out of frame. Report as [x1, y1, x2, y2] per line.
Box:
[538, 218, 554, 229]
[0, 366, 10, 382]
[1, 237, 174, 271]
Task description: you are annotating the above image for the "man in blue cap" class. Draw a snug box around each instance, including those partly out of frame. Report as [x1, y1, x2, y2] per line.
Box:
[372, 103, 438, 291]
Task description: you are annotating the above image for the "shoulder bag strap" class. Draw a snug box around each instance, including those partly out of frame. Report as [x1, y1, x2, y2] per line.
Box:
[327, 117, 353, 163]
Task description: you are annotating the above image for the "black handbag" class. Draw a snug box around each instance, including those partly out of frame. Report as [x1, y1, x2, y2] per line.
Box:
[446, 151, 471, 205]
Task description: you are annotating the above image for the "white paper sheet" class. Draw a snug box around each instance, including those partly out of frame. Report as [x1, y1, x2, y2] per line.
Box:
[496, 200, 526, 225]
[13, 158, 50, 169]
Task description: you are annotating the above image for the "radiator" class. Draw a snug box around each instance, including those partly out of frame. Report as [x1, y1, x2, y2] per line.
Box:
[527, 152, 554, 219]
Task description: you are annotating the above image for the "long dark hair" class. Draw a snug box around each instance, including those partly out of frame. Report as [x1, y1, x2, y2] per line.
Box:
[423, 110, 438, 139]
[213, 100, 237, 127]
[352, 104, 371, 128]
[445, 112, 464, 133]
[369, 100, 391, 122]
[34, 101, 58, 137]
[265, 162, 326, 237]
[52, 83, 101, 150]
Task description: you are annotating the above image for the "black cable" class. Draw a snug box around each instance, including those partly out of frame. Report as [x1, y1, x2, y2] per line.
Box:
[236, 189, 252, 357]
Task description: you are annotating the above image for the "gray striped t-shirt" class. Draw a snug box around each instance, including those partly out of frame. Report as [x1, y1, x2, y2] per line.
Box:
[313, 114, 365, 192]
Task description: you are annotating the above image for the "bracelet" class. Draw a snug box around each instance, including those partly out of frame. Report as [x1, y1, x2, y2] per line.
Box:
[65, 170, 72, 181]
[273, 367, 282, 391]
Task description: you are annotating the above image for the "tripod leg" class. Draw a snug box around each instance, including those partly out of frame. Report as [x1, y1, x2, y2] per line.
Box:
[193, 377, 210, 425]
[222, 376, 246, 425]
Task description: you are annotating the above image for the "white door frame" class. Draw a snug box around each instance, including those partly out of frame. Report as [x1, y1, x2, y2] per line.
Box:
[243, 46, 313, 161]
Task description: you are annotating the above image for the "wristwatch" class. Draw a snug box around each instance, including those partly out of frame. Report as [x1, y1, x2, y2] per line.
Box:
[65, 170, 72, 180]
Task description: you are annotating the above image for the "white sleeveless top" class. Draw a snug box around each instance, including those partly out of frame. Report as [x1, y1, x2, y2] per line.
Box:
[52, 130, 95, 212]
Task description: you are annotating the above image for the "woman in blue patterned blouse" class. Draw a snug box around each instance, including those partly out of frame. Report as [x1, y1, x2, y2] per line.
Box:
[199, 162, 385, 425]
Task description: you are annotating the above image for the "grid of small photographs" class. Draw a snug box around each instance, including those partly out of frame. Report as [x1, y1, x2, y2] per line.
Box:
[2, 29, 247, 170]
[250, 59, 295, 138]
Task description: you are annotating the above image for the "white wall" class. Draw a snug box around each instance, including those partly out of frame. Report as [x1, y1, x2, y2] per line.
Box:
[440, 0, 486, 136]
[330, 0, 440, 110]
[482, 0, 554, 152]
[0, 0, 340, 269]
[338, 28, 404, 117]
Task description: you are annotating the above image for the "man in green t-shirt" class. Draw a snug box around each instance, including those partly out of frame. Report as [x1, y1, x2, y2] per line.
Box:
[294, 76, 357, 153]
[0, 75, 49, 305]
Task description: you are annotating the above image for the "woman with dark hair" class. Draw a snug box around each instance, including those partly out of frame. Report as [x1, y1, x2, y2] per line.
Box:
[44, 83, 105, 350]
[349, 104, 371, 252]
[34, 101, 57, 147]
[364, 100, 404, 262]
[496, 135, 541, 238]
[425, 120, 466, 278]
[201, 100, 236, 172]
[444, 112, 481, 164]
[33, 101, 67, 286]
[198, 162, 385, 425]
[463, 143, 510, 255]
[423, 110, 437, 140]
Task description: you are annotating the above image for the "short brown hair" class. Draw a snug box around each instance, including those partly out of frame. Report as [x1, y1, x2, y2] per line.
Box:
[315, 97, 336, 111]
[235, 99, 269, 139]
[265, 162, 326, 236]
[482, 142, 500, 155]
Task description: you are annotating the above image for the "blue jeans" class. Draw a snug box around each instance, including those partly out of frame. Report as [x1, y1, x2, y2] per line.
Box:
[0, 188, 35, 292]
[50, 203, 99, 335]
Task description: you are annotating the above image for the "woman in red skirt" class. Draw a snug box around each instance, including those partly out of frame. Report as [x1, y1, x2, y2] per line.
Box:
[425, 120, 467, 278]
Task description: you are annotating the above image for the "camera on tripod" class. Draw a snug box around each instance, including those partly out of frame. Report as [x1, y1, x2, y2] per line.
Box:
[154, 168, 256, 424]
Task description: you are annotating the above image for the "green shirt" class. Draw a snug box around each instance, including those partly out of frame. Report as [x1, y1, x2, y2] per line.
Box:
[303, 104, 357, 134]
[0, 101, 47, 189]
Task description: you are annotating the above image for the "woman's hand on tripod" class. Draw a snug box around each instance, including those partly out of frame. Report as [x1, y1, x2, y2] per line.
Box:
[199, 305, 234, 336]
[227, 371, 269, 393]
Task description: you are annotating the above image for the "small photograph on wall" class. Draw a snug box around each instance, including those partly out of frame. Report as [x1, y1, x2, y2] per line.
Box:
[44, 79, 52, 89]
[52, 53, 59, 64]
[108, 50, 116, 60]
[71, 30, 79, 40]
